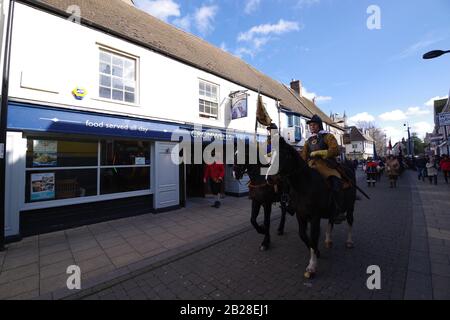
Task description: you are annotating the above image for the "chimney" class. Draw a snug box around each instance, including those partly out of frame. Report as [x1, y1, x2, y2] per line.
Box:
[290, 80, 302, 97]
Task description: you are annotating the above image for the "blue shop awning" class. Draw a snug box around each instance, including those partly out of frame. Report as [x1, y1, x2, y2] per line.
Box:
[7, 102, 180, 140]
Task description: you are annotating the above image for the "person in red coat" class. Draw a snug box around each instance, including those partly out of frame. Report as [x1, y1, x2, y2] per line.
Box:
[439, 154, 450, 184]
[203, 160, 225, 208]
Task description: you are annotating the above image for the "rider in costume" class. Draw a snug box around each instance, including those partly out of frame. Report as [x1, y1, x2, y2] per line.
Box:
[301, 115, 346, 224]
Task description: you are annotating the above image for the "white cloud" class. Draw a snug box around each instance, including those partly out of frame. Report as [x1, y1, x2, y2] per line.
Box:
[425, 95, 449, 107]
[302, 87, 332, 103]
[135, 0, 180, 21]
[238, 19, 300, 42]
[244, 0, 261, 14]
[411, 121, 434, 139]
[382, 126, 405, 144]
[348, 112, 376, 124]
[234, 47, 255, 59]
[194, 5, 218, 35]
[405, 107, 431, 116]
[220, 42, 228, 52]
[296, 0, 320, 9]
[236, 19, 300, 57]
[379, 109, 407, 121]
[173, 15, 192, 31]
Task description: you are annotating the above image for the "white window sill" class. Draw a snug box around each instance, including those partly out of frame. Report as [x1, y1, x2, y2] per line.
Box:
[91, 97, 142, 108]
[21, 189, 153, 211]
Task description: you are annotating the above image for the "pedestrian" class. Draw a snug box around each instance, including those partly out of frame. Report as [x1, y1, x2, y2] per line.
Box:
[386, 155, 400, 188]
[353, 159, 359, 171]
[440, 155, 450, 184]
[203, 156, 225, 208]
[426, 156, 438, 185]
[365, 158, 378, 187]
[416, 155, 427, 181]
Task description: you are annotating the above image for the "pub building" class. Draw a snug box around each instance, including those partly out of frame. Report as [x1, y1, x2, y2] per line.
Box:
[1, 0, 343, 242]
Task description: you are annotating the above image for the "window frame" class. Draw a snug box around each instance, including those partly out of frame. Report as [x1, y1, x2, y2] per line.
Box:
[287, 114, 302, 142]
[22, 137, 152, 210]
[97, 46, 140, 106]
[198, 79, 220, 119]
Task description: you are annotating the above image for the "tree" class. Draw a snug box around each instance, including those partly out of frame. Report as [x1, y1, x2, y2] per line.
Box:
[411, 133, 425, 155]
[353, 121, 386, 157]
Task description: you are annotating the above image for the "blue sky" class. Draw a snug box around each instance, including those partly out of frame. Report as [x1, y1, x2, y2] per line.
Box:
[133, 0, 450, 142]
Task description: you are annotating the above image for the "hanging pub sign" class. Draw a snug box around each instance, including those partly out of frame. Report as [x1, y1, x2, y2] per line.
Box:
[231, 92, 248, 120]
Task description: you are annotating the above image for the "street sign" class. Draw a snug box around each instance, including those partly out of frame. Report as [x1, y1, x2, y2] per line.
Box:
[430, 134, 444, 141]
[438, 112, 450, 126]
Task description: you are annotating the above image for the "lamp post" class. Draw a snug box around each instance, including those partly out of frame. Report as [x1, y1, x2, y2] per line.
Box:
[404, 123, 413, 157]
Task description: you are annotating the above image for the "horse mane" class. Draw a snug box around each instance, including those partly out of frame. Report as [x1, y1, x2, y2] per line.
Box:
[278, 137, 309, 171]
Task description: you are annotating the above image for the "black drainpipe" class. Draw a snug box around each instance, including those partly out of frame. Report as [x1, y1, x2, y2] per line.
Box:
[0, 0, 15, 251]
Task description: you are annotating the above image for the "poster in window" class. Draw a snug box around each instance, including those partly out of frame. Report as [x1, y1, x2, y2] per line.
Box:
[231, 94, 248, 120]
[135, 157, 146, 165]
[33, 140, 57, 167]
[31, 173, 55, 201]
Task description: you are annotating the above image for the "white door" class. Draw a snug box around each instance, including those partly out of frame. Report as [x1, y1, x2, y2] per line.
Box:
[154, 142, 179, 209]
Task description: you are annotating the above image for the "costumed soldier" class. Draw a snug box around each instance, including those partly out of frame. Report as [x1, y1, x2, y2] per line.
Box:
[301, 115, 346, 223]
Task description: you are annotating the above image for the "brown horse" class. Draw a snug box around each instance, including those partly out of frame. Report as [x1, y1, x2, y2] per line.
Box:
[274, 137, 357, 278]
[233, 149, 291, 251]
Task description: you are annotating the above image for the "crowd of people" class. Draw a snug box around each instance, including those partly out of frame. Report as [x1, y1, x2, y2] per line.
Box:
[354, 153, 450, 188]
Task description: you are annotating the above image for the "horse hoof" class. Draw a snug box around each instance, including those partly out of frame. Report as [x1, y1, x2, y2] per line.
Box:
[277, 230, 284, 236]
[345, 241, 355, 249]
[304, 271, 315, 279]
[260, 245, 269, 251]
[325, 241, 333, 249]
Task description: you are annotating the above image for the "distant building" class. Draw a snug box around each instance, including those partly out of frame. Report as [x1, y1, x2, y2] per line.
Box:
[344, 126, 375, 160]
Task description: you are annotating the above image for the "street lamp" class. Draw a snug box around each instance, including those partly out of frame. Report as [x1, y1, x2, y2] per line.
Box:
[423, 50, 450, 59]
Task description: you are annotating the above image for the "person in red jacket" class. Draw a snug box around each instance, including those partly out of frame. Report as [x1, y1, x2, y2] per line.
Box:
[439, 154, 450, 184]
[203, 160, 225, 208]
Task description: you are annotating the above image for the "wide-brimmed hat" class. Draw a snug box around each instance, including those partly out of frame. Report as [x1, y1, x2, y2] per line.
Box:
[306, 115, 324, 130]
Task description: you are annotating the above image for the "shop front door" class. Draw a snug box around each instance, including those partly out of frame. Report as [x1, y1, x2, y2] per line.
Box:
[154, 142, 179, 209]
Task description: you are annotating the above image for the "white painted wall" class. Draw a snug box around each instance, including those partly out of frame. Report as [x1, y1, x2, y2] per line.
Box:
[5, 131, 26, 237]
[9, 3, 279, 137]
[0, 0, 10, 91]
[345, 141, 364, 155]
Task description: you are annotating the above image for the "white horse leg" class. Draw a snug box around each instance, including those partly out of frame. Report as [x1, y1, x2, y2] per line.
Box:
[304, 248, 318, 278]
[346, 225, 354, 248]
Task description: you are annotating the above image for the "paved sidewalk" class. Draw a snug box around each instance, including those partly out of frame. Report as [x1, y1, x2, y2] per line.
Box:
[408, 171, 450, 299]
[0, 195, 278, 300]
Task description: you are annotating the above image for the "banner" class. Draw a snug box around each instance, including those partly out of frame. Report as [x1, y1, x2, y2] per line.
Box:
[256, 94, 272, 126]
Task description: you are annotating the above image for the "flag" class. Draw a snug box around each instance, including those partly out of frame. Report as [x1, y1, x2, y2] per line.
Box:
[256, 94, 272, 126]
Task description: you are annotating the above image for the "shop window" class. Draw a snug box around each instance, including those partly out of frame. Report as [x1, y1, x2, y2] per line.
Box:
[100, 167, 150, 195]
[101, 140, 150, 166]
[24, 137, 152, 205]
[26, 139, 98, 168]
[199, 80, 219, 119]
[100, 139, 151, 195]
[25, 169, 97, 203]
[99, 49, 136, 103]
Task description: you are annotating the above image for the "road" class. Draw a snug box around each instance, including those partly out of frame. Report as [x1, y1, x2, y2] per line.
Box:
[81, 171, 432, 300]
